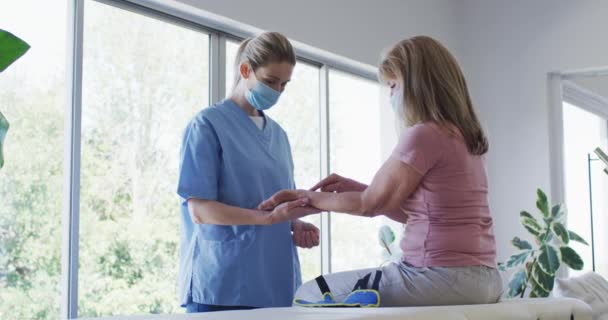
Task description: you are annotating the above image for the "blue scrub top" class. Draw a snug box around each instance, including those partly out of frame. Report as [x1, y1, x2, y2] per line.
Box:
[176, 99, 302, 307]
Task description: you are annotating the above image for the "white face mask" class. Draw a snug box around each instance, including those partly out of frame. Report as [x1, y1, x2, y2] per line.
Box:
[390, 87, 407, 135]
[390, 87, 405, 121]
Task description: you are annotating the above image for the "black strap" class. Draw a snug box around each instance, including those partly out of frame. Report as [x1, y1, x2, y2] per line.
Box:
[316, 270, 383, 299]
[352, 272, 372, 291]
[315, 275, 332, 295]
[371, 270, 383, 291]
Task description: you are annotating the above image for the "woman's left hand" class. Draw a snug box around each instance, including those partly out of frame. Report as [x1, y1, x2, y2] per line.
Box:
[258, 189, 309, 211]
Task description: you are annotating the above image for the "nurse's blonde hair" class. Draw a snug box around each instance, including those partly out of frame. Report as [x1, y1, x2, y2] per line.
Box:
[379, 36, 488, 155]
[232, 32, 296, 91]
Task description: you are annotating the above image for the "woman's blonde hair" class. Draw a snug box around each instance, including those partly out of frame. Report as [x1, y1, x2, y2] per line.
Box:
[379, 36, 488, 155]
[232, 32, 296, 91]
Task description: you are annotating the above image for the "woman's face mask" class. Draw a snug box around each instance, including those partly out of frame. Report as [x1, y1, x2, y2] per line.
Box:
[391, 89, 405, 119]
[389, 80, 405, 120]
[388, 79, 407, 135]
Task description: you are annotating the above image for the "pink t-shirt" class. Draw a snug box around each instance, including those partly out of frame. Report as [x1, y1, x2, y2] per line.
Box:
[392, 122, 496, 268]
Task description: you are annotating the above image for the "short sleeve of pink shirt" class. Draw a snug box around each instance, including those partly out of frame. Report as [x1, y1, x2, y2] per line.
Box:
[391, 123, 443, 176]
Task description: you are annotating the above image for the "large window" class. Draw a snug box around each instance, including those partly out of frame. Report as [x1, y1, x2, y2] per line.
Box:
[563, 101, 608, 277]
[2, 1, 383, 318]
[328, 70, 403, 272]
[225, 40, 322, 282]
[78, 1, 209, 316]
[0, 1, 67, 319]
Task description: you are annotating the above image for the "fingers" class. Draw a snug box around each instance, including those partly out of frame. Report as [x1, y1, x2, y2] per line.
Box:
[309, 173, 340, 191]
[305, 230, 315, 248]
[258, 192, 288, 210]
[286, 198, 310, 211]
[293, 229, 304, 247]
[320, 182, 342, 193]
[303, 223, 319, 248]
[308, 179, 326, 192]
[259, 190, 303, 210]
[258, 199, 272, 210]
[312, 228, 320, 247]
[297, 231, 314, 249]
[293, 223, 321, 249]
[306, 230, 320, 248]
[293, 226, 312, 249]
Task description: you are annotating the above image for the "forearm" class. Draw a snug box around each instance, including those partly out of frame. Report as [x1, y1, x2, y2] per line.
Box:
[187, 198, 269, 225]
[307, 191, 377, 217]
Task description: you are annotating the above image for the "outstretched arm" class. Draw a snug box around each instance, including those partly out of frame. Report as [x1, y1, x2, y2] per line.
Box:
[260, 157, 421, 222]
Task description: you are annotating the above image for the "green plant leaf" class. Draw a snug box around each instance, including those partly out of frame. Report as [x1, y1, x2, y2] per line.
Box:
[551, 222, 569, 244]
[520, 211, 542, 236]
[505, 251, 531, 268]
[511, 237, 532, 250]
[378, 225, 395, 255]
[538, 244, 560, 275]
[520, 211, 534, 220]
[378, 225, 395, 244]
[568, 230, 589, 246]
[551, 204, 564, 221]
[0, 29, 30, 72]
[525, 261, 533, 276]
[536, 189, 550, 218]
[0, 111, 8, 169]
[531, 263, 555, 293]
[560, 246, 584, 270]
[529, 287, 550, 298]
[522, 217, 542, 235]
[528, 273, 551, 297]
[507, 269, 527, 298]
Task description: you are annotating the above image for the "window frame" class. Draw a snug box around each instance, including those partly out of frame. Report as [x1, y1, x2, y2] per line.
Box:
[548, 67, 608, 281]
[62, 0, 380, 318]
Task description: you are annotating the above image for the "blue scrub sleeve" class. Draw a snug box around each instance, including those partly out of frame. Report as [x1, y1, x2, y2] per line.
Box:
[177, 119, 221, 204]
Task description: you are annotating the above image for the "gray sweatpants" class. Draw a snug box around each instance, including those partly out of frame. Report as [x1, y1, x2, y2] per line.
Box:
[294, 262, 504, 307]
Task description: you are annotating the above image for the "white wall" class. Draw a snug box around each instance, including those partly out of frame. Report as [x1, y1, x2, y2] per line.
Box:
[458, 0, 608, 263]
[174, 0, 462, 67]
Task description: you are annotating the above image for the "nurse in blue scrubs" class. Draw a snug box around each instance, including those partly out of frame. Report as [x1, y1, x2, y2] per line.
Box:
[177, 32, 320, 313]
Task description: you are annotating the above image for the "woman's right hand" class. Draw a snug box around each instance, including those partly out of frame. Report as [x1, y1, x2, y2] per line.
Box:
[309, 173, 367, 193]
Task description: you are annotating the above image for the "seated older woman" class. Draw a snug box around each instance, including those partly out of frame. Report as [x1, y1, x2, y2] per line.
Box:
[259, 36, 503, 307]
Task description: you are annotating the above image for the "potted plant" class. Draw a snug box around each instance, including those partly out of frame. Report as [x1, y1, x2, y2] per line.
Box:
[378, 225, 402, 265]
[499, 188, 589, 298]
[0, 29, 30, 169]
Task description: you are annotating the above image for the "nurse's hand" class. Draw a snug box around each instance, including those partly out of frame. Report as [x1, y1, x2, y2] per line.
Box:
[292, 220, 320, 249]
[258, 189, 308, 211]
[264, 196, 321, 224]
[310, 173, 367, 193]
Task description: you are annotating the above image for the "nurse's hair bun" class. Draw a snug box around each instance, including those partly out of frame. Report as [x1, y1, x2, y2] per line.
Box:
[231, 32, 295, 91]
